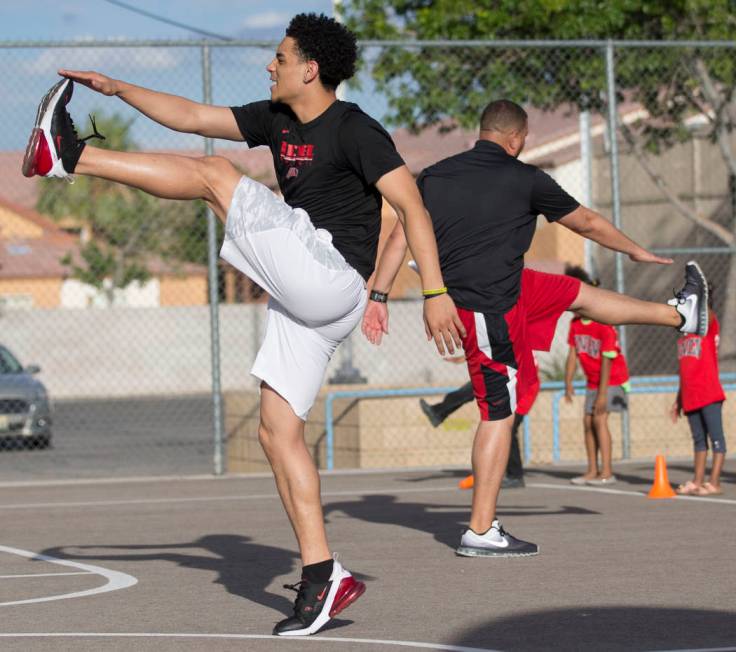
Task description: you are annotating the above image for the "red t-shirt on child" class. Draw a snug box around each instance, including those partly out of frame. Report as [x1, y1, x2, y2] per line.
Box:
[677, 314, 725, 413]
[568, 318, 630, 389]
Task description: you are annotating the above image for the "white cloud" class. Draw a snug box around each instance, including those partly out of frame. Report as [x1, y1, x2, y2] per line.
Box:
[241, 11, 290, 30]
[21, 46, 181, 75]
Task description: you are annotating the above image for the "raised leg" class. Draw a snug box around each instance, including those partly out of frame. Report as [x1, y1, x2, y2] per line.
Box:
[571, 283, 680, 328]
[76, 146, 241, 222]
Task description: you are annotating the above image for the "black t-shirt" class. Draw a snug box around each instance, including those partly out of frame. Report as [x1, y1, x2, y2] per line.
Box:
[417, 140, 580, 314]
[230, 100, 405, 280]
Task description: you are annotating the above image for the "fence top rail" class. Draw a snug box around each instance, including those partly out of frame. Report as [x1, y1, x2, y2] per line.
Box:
[2, 39, 736, 49]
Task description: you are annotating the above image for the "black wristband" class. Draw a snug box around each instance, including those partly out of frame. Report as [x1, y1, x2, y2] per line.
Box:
[369, 290, 388, 303]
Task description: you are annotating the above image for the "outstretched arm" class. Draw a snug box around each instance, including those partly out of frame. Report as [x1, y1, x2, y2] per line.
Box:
[558, 206, 672, 265]
[374, 166, 466, 355]
[58, 69, 242, 140]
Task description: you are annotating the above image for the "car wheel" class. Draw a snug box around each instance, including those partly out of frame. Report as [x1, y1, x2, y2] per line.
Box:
[34, 435, 51, 450]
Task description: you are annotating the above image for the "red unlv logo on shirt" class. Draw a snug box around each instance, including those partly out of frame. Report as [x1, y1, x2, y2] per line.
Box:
[280, 141, 315, 180]
[280, 141, 315, 164]
[678, 336, 702, 360]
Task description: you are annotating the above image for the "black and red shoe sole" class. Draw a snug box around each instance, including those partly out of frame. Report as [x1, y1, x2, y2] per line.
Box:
[22, 79, 72, 177]
[329, 575, 366, 617]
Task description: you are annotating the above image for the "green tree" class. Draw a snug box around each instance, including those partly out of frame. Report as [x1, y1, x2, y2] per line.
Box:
[346, 0, 736, 364]
[37, 112, 209, 304]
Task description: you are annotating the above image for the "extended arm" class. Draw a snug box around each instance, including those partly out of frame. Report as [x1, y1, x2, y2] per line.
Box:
[558, 206, 672, 265]
[58, 69, 242, 140]
[374, 166, 465, 354]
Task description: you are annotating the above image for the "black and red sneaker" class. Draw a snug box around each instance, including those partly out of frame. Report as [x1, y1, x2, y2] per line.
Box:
[22, 79, 103, 179]
[273, 558, 366, 636]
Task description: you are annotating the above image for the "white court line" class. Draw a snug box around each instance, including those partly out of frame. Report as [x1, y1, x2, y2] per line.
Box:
[0, 483, 733, 512]
[0, 486, 455, 511]
[645, 648, 736, 652]
[0, 545, 137, 606]
[0, 572, 92, 578]
[0, 632, 500, 651]
[0, 633, 732, 652]
[528, 482, 736, 505]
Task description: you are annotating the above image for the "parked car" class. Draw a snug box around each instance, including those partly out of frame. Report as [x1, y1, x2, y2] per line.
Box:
[0, 345, 52, 449]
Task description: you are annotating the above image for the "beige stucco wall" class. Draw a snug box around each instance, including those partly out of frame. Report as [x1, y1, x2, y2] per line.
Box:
[226, 387, 735, 472]
[159, 275, 208, 306]
[527, 217, 585, 266]
[0, 277, 62, 308]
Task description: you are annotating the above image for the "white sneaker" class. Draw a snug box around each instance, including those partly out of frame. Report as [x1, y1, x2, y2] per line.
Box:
[667, 261, 708, 336]
[570, 475, 591, 485]
[586, 475, 617, 485]
[456, 520, 539, 557]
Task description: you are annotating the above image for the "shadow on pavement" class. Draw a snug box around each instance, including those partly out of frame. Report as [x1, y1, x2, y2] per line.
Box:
[41, 535, 304, 616]
[323, 494, 598, 550]
[452, 606, 736, 651]
[398, 465, 677, 488]
[525, 466, 653, 486]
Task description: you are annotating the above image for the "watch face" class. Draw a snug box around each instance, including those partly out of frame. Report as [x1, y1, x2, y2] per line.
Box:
[370, 291, 387, 302]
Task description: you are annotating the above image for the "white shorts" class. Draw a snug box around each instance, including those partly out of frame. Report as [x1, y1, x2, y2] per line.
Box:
[220, 177, 367, 420]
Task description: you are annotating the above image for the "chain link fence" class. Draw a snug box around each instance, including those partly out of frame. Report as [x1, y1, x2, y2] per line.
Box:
[0, 40, 734, 479]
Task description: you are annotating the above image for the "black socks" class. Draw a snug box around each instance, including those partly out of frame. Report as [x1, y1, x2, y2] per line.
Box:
[302, 559, 334, 584]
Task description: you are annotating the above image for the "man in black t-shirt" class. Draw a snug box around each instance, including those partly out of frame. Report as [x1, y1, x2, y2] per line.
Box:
[23, 13, 466, 637]
[364, 99, 709, 558]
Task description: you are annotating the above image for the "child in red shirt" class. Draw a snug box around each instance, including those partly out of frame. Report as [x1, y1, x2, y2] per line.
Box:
[564, 266, 630, 485]
[671, 293, 727, 496]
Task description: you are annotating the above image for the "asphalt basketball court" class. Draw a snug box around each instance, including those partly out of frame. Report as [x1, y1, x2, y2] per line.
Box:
[1, 460, 734, 652]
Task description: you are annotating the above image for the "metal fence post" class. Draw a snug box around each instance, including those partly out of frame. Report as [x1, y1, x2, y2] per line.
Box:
[202, 42, 225, 475]
[605, 41, 631, 459]
[580, 109, 595, 277]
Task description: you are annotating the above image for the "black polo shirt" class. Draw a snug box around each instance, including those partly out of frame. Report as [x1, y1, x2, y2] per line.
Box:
[417, 140, 580, 314]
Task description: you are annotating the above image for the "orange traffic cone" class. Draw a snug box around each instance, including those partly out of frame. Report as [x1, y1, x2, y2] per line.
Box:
[458, 474, 474, 490]
[647, 455, 677, 499]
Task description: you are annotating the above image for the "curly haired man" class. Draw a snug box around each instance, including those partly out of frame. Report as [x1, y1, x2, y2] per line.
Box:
[23, 13, 465, 636]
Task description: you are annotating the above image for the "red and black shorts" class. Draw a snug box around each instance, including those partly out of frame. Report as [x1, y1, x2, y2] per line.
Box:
[457, 269, 581, 421]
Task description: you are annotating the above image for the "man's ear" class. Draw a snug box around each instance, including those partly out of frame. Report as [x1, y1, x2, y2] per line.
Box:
[509, 129, 524, 155]
[303, 60, 320, 84]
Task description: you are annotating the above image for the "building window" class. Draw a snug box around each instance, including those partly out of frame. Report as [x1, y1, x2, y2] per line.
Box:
[0, 295, 34, 311]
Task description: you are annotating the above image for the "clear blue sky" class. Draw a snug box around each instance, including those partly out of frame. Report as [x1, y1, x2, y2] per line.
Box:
[2, 0, 334, 41]
[0, 1, 392, 151]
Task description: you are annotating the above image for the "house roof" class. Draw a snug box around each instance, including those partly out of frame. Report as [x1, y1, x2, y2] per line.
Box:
[0, 198, 79, 279]
[0, 197, 206, 280]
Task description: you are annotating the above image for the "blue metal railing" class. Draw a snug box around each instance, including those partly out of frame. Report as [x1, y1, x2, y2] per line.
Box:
[323, 374, 736, 470]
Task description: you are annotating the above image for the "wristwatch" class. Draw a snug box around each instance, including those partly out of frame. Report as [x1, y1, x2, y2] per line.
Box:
[369, 290, 388, 303]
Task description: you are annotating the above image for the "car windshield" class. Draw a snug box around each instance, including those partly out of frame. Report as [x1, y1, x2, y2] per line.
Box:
[0, 347, 23, 374]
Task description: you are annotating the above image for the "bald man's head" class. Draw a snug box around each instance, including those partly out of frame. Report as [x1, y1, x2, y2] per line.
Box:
[480, 100, 528, 134]
[478, 100, 528, 158]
